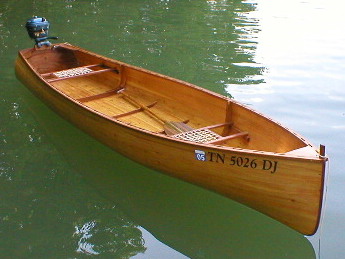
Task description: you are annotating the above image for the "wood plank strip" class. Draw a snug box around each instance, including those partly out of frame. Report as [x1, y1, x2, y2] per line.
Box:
[197, 122, 233, 131]
[41, 64, 101, 77]
[77, 89, 121, 103]
[47, 67, 118, 82]
[170, 121, 194, 132]
[113, 101, 158, 119]
[156, 120, 190, 134]
[206, 131, 249, 144]
[223, 101, 233, 135]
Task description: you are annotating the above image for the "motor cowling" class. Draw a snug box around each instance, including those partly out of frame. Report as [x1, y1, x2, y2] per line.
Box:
[25, 16, 58, 47]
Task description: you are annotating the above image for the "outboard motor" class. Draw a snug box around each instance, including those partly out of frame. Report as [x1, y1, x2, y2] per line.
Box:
[25, 16, 58, 47]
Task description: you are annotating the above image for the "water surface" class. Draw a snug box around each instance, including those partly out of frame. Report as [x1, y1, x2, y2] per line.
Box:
[1, 0, 344, 258]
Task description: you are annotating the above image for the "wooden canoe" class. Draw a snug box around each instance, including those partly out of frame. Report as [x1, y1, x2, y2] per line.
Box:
[15, 43, 327, 235]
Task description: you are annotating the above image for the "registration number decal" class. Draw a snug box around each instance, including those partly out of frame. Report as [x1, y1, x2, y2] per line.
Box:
[195, 150, 278, 174]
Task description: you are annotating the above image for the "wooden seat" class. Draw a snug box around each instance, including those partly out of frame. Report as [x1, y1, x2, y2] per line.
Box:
[172, 122, 249, 144]
[42, 64, 119, 82]
[173, 128, 221, 143]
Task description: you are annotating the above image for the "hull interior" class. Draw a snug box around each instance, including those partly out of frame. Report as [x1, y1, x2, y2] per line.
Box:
[21, 45, 308, 153]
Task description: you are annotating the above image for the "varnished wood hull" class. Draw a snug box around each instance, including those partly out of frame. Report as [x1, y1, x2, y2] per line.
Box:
[15, 43, 327, 235]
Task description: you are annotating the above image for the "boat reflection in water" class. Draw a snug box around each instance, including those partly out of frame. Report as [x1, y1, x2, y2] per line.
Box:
[22, 89, 316, 259]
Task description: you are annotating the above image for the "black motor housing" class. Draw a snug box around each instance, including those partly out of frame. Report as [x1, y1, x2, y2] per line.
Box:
[25, 16, 58, 47]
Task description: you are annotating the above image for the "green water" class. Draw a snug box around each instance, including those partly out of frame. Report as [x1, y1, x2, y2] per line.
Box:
[1, 0, 345, 258]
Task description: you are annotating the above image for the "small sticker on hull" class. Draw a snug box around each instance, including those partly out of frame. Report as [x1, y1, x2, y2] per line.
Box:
[195, 150, 206, 161]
